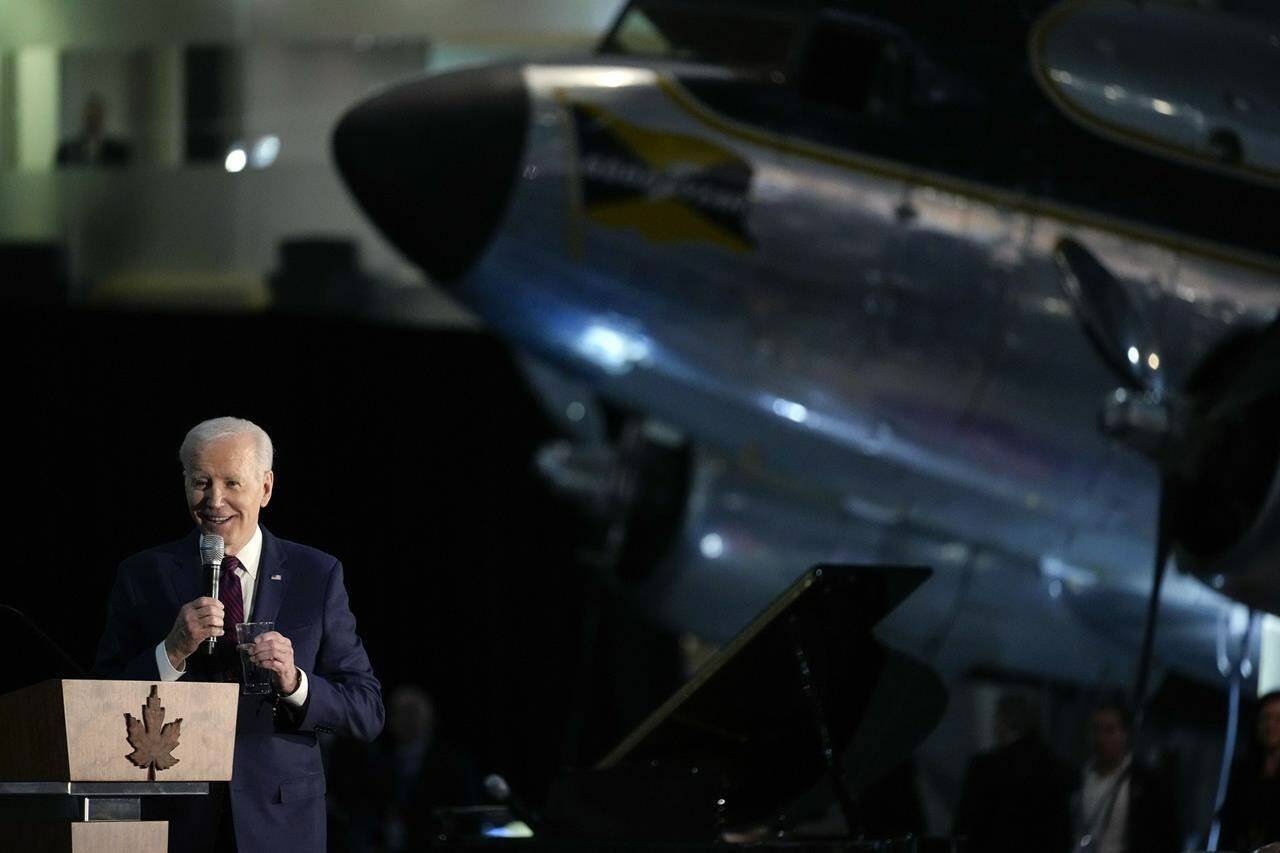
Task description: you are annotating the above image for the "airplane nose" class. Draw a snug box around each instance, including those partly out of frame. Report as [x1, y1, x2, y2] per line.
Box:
[332, 63, 529, 284]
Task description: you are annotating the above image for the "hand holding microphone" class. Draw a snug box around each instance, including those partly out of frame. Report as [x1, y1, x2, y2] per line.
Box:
[163, 598, 226, 670]
[160, 534, 227, 670]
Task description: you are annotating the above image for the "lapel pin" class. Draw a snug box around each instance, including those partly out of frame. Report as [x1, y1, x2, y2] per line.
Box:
[270, 574, 282, 581]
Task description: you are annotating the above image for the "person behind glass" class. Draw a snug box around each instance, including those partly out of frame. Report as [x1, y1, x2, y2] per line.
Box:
[1219, 691, 1280, 851]
[56, 92, 132, 167]
[1070, 698, 1179, 853]
[951, 692, 1073, 853]
[93, 416, 384, 853]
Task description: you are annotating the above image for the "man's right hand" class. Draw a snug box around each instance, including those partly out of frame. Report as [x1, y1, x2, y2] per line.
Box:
[163, 597, 225, 670]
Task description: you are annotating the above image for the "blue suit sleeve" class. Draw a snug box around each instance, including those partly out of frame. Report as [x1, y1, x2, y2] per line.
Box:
[93, 563, 165, 681]
[279, 560, 383, 742]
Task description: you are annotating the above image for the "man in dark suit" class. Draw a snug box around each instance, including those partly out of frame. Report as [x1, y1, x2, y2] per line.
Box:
[56, 92, 132, 167]
[952, 692, 1074, 853]
[94, 416, 384, 853]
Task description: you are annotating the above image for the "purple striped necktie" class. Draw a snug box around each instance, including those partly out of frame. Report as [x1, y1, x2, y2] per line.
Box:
[220, 555, 245, 632]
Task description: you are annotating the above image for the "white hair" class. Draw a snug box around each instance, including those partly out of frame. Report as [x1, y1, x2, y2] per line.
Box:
[179, 416, 274, 474]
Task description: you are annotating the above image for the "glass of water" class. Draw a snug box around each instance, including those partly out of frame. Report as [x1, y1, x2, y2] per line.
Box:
[234, 621, 276, 694]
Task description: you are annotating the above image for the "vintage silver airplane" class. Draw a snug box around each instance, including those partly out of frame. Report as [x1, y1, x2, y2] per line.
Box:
[333, 0, 1280, 818]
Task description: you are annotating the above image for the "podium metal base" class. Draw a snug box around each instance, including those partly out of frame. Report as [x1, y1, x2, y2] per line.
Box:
[0, 781, 208, 852]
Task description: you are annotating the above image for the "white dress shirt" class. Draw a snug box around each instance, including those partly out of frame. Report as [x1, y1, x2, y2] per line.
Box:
[154, 526, 308, 706]
[1080, 756, 1131, 853]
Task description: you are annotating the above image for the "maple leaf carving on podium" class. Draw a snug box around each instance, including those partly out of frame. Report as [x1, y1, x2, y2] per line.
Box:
[124, 685, 182, 781]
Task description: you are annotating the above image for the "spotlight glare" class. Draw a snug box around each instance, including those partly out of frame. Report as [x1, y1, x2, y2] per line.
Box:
[250, 134, 281, 168]
[224, 147, 248, 173]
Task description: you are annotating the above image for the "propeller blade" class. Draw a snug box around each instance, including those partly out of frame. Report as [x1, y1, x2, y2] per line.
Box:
[1054, 237, 1161, 394]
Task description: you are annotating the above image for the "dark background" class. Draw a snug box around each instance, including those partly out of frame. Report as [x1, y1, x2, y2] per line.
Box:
[1, 305, 683, 807]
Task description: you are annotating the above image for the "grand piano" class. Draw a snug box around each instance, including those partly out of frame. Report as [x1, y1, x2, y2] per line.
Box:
[436, 564, 957, 852]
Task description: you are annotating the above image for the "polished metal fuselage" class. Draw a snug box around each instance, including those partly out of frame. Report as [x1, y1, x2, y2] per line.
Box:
[449, 60, 1279, 687]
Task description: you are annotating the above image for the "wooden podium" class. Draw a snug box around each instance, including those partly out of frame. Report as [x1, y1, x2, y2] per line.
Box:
[0, 679, 238, 852]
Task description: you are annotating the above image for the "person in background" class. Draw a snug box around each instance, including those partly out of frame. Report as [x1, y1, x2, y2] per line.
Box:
[1070, 698, 1179, 853]
[56, 92, 132, 167]
[332, 684, 482, 851]
[952, 692, 1073, 852]
[1219, 690, 1280, 852]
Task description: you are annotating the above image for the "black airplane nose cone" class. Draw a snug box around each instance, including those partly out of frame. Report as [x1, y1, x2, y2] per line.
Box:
[333, 63, 529, 284]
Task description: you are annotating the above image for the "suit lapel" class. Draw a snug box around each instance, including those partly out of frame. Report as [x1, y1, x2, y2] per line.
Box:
[166, 529, 205, 607]
[251, 527, 290, 626]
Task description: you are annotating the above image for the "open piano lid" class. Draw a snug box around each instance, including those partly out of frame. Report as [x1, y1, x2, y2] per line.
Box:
[547, 564, 948, 841]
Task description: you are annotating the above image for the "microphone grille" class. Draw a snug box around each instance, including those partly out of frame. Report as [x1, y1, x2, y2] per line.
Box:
[199, 534, 225, 564]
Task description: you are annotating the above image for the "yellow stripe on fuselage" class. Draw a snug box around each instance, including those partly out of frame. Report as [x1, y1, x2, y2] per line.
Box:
[587, 198, 752, 253]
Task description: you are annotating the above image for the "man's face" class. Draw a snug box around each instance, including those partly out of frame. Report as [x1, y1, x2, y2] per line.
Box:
[1092, 709, 1129, 768]
[184, 434, 273, 555]
[1258, 700, 1280, 753]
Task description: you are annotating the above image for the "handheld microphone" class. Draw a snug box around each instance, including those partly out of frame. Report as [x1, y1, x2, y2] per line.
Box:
[199, 534, 224, 655]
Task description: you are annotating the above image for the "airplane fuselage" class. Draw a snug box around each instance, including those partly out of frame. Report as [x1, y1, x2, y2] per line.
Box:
[335, 0, 1280, 690]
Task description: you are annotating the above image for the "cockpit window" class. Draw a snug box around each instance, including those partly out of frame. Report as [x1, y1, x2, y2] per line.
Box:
[600, 1, 802, 74]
